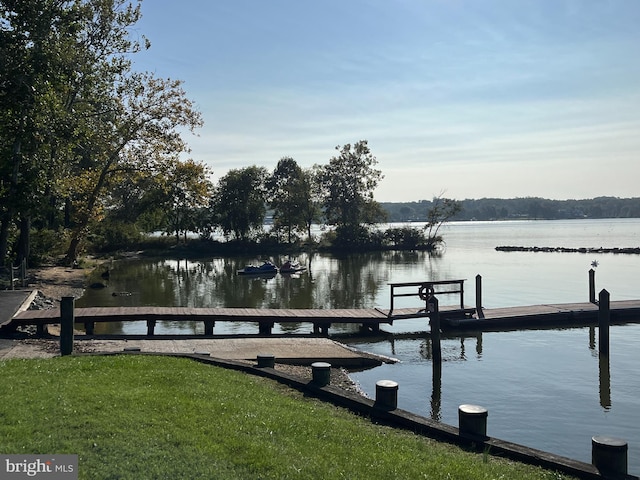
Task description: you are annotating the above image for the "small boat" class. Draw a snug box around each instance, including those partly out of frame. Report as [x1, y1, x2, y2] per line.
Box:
[237, 261, 278, 276]
[279, 260, 306, 274]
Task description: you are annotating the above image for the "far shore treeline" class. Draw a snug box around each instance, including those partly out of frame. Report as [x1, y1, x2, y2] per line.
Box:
[2, 2, 639, 274]
[383, 196, 640, 222]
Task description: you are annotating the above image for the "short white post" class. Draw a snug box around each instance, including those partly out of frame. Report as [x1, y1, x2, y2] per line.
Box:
[375, 380, 398, 410]
[311, 362, 331, 386]
[458, 404, 488, 437]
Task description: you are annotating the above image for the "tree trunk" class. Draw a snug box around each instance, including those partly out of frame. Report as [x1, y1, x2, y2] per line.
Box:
[66, 232, 82, 265]
[0, 215, 11, 266]
[0, 138, 23, 266]
[16, 216, 30, 267]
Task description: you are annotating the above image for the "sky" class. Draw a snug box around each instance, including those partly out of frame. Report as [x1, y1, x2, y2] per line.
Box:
[132, 0, 640, 202]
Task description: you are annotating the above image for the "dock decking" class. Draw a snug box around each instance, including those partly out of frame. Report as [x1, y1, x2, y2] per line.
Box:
[6, 299, 640, 336]
[447, 300, 640, 332]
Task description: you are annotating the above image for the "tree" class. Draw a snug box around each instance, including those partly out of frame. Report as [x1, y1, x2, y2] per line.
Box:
[318, 140, 385, 226]
[299, 167, 322, 242]
[317, 140, 386, 246]
[0, 0, 82, 265]
[423, 194, 462, 250]
[156, 159, 213, 243]
[210, 166, 268, 241]
[0, 0, 203, 265]
[62, 72, 203, 261]
[266, 157, 309, 243]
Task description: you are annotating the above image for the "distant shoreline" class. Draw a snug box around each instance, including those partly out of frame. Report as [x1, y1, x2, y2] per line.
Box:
[496, 245, 640, 254]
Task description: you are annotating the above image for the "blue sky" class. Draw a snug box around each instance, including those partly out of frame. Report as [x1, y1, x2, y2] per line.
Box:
[133, 0, 640, 202]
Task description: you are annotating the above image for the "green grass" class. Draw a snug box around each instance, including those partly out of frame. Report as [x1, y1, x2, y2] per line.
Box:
[0, 356, 575, 479]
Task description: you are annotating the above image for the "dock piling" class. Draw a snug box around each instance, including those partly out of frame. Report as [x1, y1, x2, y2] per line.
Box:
[256, 354, 275, 368]
[475, 274, 484, 318]
[429, 296, 442, 363]
[598, 289, 610, 355]
[589, 269, 596, 304]
[458, 404, 488, 438]
[374, 380, 398, 410]
[311, 362, 331, 386]
[60, 296, 75, 356]
[204, 320, 214, 336]
[592, 435, 627, 476]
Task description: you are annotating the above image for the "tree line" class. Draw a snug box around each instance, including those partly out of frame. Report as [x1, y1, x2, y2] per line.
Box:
[382, 197, 640, 222]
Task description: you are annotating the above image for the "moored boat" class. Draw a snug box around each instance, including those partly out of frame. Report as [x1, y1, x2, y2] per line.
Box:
[237, 261, 278, 276]
[279, 260, 306, 274]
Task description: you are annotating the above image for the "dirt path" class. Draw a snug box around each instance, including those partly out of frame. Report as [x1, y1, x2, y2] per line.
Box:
[28, 266, 90, 301]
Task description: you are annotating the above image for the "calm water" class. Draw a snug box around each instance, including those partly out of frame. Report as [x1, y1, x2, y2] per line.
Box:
[77, 219, 640, 473]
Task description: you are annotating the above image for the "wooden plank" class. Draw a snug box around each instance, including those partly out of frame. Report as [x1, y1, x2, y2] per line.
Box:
[9, 301, 640, 333]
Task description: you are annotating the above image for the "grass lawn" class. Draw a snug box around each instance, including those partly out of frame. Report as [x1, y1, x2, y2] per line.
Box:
[0, 355, 575, 479]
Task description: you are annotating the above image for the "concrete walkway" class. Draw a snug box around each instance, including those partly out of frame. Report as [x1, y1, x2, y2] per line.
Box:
[0, 336, 391, 367]
[0, 290, 36, 328]
[0, 290, 392, 367]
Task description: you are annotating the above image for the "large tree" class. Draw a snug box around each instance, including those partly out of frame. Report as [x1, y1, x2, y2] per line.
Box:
[210, 166, 268, 241]
[0, 0, 82, 265]
[161, 159, 213, 243]
[0, 0, 203, 265]
[317, 140, 386, 245]
[266, 157, 309, 243]
[62, 72, 202, 261]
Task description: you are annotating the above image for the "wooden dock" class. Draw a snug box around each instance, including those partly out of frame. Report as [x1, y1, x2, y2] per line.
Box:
[6, 299, 640, 336]
[445, 300, 640, 332]
[8, 305, 440, 335]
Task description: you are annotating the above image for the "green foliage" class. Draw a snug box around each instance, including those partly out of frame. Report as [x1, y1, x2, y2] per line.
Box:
[0, 0, 203, 266]
[28, 228, 68, 265]
[384, 226, 427, 249]
[210, 166, 268, 241]
[0, 356, 576, 480]
[266, 157, 309, 243]
[88, 220, 144, 253]
[318, 140, 386, 228]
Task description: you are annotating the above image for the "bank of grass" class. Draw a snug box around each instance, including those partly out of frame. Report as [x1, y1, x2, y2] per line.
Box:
[0, 356, 574, 480]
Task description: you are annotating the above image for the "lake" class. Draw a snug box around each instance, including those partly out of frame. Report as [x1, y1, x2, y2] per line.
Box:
[77, 218, 640, 474]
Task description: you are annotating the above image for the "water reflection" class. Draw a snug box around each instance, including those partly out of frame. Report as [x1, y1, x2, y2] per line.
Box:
[78, 251, 450, 312]
[599, 354, 611, 410]
[431, 360, 442, 421]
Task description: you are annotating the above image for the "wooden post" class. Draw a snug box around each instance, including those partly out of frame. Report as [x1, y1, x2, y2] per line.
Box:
[592, 436, 627, 475]
[375, 380, 398, 410]
[430, 359, 442, 421]
[203, 320, 214, 336]
[84, 321, 95, 335]
[475, 274, 484, 318]
[311, 362, 331, 386]
[60, 296, 75, 356]
[146, 320, 156, 336]
[599, 354, 611, 409]
[429, 296, 441, 363]
[458, 404, 488, 437]
[259, 322, 273, 335]
[598, 289, 610, 355]
[589, 269, 596, 303]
